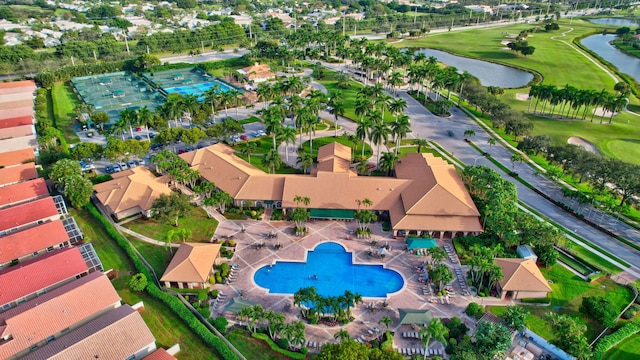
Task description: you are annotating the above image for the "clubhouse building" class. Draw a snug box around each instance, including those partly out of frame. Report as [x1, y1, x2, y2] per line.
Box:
[180, 142, 483, 239]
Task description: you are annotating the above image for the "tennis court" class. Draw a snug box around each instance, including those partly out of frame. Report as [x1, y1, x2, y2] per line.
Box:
[71, 72, 163, 122]
[145, 67, 241, 100]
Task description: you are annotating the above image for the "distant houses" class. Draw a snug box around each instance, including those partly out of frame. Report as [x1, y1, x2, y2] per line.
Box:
[237, 63, 276, 83]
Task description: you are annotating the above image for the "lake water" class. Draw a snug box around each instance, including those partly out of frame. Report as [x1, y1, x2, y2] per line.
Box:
[580, 34, 640, 82]
[589, 18, 640, 27]
[414, 48, 534, 88]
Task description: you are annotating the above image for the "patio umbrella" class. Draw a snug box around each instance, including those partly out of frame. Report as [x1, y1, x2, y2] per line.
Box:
[223, 297, 258, 314]
[378, 247, 390, 256]
[398, 308, 432, 325]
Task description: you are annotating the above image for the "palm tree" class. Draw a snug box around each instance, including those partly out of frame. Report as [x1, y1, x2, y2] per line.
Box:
[356, 159, 370, 175]
[390, 114, 411, 155]
[457, 71, 472, 106]
[379, 152, 397, 176]
[263, 106, 284, 151]
[118, 108, 136, 139]
[327, 92, 345, 138]
[239, 141, 258, 164]
[262, 148, 282, 174]
[180, 94, 199, 125]
[256, 82, 273, 109]
[279, 126, 297, 162]
[136, 106, 154, 141]
[379, 316, 392, 334]
[369, 121, 390, 167]
[412, 138, 429, 153]
[203, 83, 222, 117]
[296, 151, 313, 174]
[160, 94, 183, 128]
[334, 329, 350, 343]
[488, 138, 496, 148]
[463, 129, 476, 140]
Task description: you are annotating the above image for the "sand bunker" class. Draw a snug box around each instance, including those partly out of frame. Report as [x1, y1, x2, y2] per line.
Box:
[592, 107, 617, 118]
[516, 93, 530, 101]
[568, 136, 601, 155]
[501, 40, 512, 45]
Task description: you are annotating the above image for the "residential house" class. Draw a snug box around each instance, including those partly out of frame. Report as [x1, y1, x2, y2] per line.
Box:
[0, 220, 70, 268]
[0, 247, 89, 310]
[0, 197, 61, 234]
[0, 178, 49, 208]
[0, 80, 36, 96]
[21, 305, 156, 360]
[237, 63, 276, 83]
[494, 258, 552, 300]
[180, 143, 483, 239]
[0, 272, 121, 360]
[93, 167, 172, 220]
[160, 242, 222, 289]
[0, 135, 38, 154]
[0, 163, 38, 187]
[0, 148, 35, 167]
[145, 348, 179, 360]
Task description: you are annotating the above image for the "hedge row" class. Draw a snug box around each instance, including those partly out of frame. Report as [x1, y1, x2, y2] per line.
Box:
[592, 321, 640, 360]
[86, 203, 239, 360]
[251, 333, 307, 360]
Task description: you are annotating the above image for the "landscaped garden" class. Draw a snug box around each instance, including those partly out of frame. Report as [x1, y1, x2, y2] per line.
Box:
[603, 334, 640, 360]
[122, 205, 218, 243]
[489, 264, 634, 341]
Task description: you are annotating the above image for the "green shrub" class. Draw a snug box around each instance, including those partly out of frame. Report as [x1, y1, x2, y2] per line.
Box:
[622, 304, 640, 320]
[380, 330, 394, 350]
[592, 322, 640, 360]
[129, 273, 147, 291]
[210, 289, 219, 298]
[209, 275, 216, 284]
[197, 306, 211, 319]
[86, 203, 239, 360]
[465, 302, 484, 318]
[251, 333, 306, 360]
[210, 316, 228, 333]
[580, 296, 617, 328]
[276, 338, 289, 350]
[219, 263, 230, 278]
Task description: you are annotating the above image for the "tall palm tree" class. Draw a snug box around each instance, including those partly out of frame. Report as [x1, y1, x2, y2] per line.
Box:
[227, 88, 242, 117]
[327, 91, 345, 137]
[412, 138, 429, 153]
[262, 148, 282, 174]
[457, 71, 472, 106]
[239, 141, 258, 164]
[118, 108, 136, 139]
[379, 152, 397, 176]
[263, 106, 284, 151]
[136, 106, 154, 141]
[279, 126, 297, 162]
[180, 94, 199, 125]
[203, 83, 222, 117]
[355, 117, 371, 159]
[296, 151, 313, 174]
[369, 121, 390, 167]
[390, 114, 411, 155]
[256, 82, 273, 109]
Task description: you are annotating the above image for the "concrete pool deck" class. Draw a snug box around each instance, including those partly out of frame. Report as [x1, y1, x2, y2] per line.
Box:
[209, 216, 515, 353]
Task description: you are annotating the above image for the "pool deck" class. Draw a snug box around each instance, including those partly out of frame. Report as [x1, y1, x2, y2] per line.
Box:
[210, 217, 515, 354]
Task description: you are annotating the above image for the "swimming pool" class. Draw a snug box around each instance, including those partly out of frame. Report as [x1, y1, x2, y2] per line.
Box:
[254, 242, 404, 298]
[164, 80, 232, 100]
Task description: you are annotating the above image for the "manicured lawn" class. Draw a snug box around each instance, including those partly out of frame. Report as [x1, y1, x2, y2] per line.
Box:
[122, 206, 218, 242]
[604, 334, 640, 360]
[69, 208, 133, 274]
[316, 71, 395, 122]
[52, 82, 81, 144]
[226, 328, 289, 360]
[397, 146, 441, 157]
[490, 264, 634, 342]
[113, 276, 222, 360]
[301, 135, 373, 160]
[127, 236, 172, 278]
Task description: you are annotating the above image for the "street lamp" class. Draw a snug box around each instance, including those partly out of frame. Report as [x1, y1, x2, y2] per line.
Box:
[473, 156, 484, 166]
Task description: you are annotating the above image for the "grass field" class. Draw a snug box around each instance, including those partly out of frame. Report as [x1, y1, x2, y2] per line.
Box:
[122, 206, 218, 242]
[489, 264, 633, 342]
[52, 82, 81, 144]
[128, 236, 172, 278]
[113, 276, 222, 360]
[226, 328, 289, 360]
[72, 208, 223, 360]
[300, 135, 373, 160]
[604, 334, 640, 360]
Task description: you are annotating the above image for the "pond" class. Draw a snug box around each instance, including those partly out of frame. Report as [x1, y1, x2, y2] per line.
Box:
[588, 18, 640, 27]
[413, 48, 534, 88]
[580, 34, 640, 83]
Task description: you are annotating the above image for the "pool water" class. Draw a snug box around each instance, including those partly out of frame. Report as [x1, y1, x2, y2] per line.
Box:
[164, 81, 232, 100]
[254, 242, 404, 298]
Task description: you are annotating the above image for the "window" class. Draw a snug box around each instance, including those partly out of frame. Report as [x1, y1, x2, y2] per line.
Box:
[1, 304, 10, 311]
[46, 336, 54, 343]
[29, 345, 38, 351]
[59, 243, 66, 248]
[46, 246, 54, 252]
[33, 252, 39, 256]
[125, 355, 135, 360]
[37, 220, 44, 225]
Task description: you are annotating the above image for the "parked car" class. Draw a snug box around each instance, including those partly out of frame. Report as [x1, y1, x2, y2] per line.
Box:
[127, 160, 137, 168]
[256, 130, 266, 136]
[117, 162, 128, 170]
[134, 135, 142, 141]
[135, 126, 142, 131]
[150, 143, 162, 150]
[112, 164, 122, 173]
[240, 134, 249, 141]
[177, 148, 186, 154]
[105, 165, 114, 174]
[149, 133, 156, 139]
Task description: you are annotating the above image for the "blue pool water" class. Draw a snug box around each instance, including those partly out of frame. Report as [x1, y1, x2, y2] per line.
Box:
[164, 81, 231, 100]
[254, 242, 404, 298]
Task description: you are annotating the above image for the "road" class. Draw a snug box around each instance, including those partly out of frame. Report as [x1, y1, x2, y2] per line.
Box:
[159, 49, 249, 64]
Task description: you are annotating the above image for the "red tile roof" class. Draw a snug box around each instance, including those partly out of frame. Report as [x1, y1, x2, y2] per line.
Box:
[0, 116, 33, 130]
[0, 247, 88, 307]
[0, 163, 38, 187]
[0, 125, 35, 138]
[21, 305, 156, 360]
[0, 148, 35, 167]
[0, 272, 121, 360]
[0, 197, 58, 232]
[1, 99, 34, 110]
[0, 107, 33, 120]
[0, 220, 69, 264]
[145, 348, 178, 360]
[0, 80, 36, 91]
[0, 178, 47, 207]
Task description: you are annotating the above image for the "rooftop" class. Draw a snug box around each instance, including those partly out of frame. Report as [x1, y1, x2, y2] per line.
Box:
[0, 178, 47, 207]
[93, 167, 172, 215]
[0, 197, 59, 232]
[160, 242, 221, 283]
[0, 149, 35, 168]
[0, 116, 33, 130]
[0, 247, 89, 307]
[21, 305, 156, 360]
[0, 163, 38, 187]
[0, 220, 69, 264]
[0, 272, 120, 360]
[495, 258, 552, 293]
